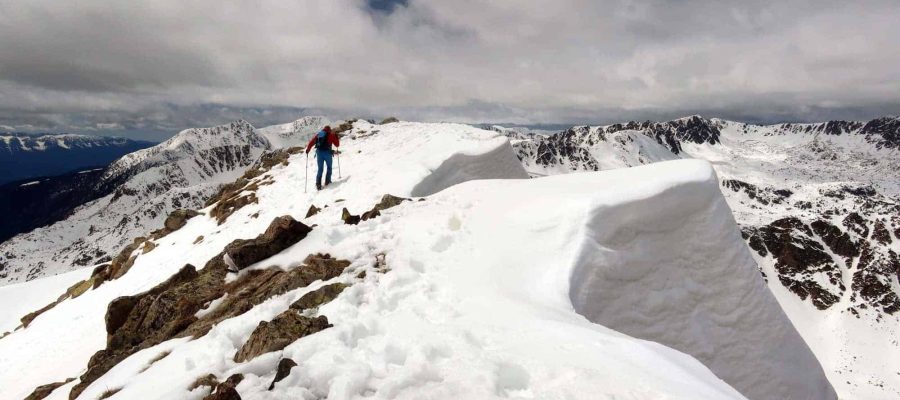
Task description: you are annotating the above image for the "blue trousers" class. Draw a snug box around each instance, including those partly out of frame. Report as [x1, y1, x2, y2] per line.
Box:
[316, 150, 333, 186]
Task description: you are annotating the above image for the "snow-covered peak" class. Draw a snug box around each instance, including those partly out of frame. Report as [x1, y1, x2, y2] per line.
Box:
[0, 121, 834, 399]
[0, 132, 144, 153]
[256, 116, 331, 149]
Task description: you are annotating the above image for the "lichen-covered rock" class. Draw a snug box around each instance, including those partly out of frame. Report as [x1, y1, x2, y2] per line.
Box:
[183, 254, 349, 338]
[164, 209, 201, 232]
[268, 358, 297, 390]
[290, 283, 348, 311]
[233, 311, 331, 362]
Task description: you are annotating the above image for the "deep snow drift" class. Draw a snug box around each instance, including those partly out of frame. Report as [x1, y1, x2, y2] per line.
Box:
[508, 116, 900, 399]
[0, 121, 833, 400]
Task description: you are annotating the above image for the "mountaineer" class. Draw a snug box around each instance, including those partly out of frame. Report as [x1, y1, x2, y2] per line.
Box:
[305, 125, 340, 190]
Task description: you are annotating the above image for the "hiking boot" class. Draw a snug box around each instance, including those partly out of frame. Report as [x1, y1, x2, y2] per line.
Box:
[316, 183, 322, 191]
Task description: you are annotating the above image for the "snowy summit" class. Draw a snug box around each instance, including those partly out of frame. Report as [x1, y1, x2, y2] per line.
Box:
[0, 119, 837, 400]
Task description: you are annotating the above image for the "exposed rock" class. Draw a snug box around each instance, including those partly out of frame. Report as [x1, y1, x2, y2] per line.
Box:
[194, 235, 205, 244]
[182, 254, 349, 338]
[202, 374, 244, 400]
[20, 302, 58, 328]
[72, 264, 210, 399]
[268, 358, 298, 390]
[168, 209, 201, 231]
[142, 240, 158, 253]
[290, 283, 348, 311]
[872, 220, 892, 245]
[722, 179, 792, 205]
[341, 208, 360, 225]
[69, 217, 343, 399]
[24, 377, 74, 400]
[744, 217, 843, 310]
[223, 216, 312, 272]
[852, 244, 900, 315]
[332, 120, 356, 135]
[843, 212, 869, 238]
[211, 192, 258, 225]
[811, 219, 860, 259]
[188, 374, 220, 391]
[380, 117, 399, 124]
[234, 311, 331, 363]
[345, 195, 410, 224]
[305, 204, 321, 218]
[369, 194, 408, 214]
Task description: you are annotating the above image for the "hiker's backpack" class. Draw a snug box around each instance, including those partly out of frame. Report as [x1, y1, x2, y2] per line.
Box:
[315, 131, 331, 151]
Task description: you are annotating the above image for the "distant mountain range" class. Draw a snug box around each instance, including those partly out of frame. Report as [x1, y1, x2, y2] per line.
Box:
[0, 133, 155, 185]
[0, 117, 329, 283]
[504, 115, 900, 399]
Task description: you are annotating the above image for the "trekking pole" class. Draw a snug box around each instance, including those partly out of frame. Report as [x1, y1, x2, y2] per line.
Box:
[304, 153, 308, 193]
[337, 151, 341, 179]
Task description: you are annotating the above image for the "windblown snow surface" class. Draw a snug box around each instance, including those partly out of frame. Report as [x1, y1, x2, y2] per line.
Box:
[0, 121, 833, 399]
[507, 116, 900, 399]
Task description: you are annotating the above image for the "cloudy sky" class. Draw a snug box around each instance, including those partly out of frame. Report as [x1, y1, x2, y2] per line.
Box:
[1, 0, 898, 140]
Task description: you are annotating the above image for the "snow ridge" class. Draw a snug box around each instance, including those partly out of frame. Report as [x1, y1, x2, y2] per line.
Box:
[0, 121, 830, 400]
[506, 115, 900, 399]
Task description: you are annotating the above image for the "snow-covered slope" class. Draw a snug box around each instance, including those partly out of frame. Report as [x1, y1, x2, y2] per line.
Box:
[0, 133, 154, 185]
[0, 120, 269, 284]
[0, 121, 833, 400]
[0, 117, 333, 286]
[255, 116, 330, 149]
[509, 115, 900, 399]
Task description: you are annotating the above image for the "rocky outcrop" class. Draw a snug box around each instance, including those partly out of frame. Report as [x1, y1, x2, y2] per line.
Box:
[69, 216, 330, 399]
[811, 220, 859, 259]
[852, 244, 900, 316]
[290, 283, 348, 311]
[222, 216, 312, 272]
[342, 195, 410, 225]
[743, 218, 843, 310]
[233, 311, 331, 363]
[149, 209, 202, 239]
[202, 374, 244, 400]
[24, 378, 74, 400]
[183, 253, 350, 338]
[268, 358, 297, 390]
[722, 179, 792, 206]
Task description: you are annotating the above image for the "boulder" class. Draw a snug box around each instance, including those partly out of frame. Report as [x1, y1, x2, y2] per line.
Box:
[341, 208, 360, 225]
[268, 358, 298, 390]
[224, 216, 312, 272]
[234, 311, 331, 362]
[164, 209, 201, 232]
[290, 283, 348, 311]
[202, 374, 244, 400]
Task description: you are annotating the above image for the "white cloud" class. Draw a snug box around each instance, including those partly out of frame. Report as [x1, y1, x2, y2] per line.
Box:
[0, 0, 898, 136]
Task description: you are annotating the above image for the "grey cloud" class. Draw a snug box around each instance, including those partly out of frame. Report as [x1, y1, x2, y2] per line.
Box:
[0, 0, 898, 139]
